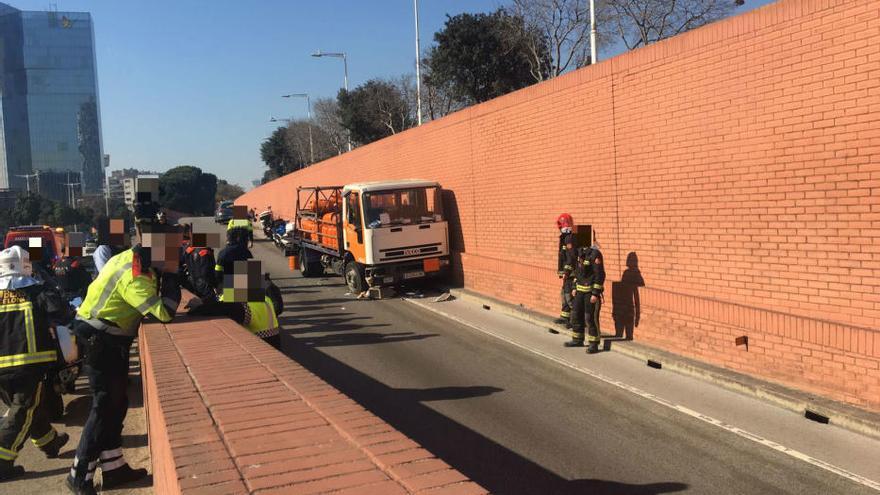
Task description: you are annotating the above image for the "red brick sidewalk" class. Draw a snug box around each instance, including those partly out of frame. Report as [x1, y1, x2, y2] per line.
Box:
[141, 314, 487, 494]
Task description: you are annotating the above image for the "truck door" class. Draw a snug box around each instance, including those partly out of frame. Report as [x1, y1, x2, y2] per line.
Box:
[344, 191, 366, 263]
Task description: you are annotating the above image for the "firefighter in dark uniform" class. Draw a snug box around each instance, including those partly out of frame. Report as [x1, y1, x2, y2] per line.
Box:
[566, 245, 606, 353]
[0, 246, 70, 481]
[553, 214, 576, 329]
[214, 229, 253, 290]
[184, 245, 217, 301]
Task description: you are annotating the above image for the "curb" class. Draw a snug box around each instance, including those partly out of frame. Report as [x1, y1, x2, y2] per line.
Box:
[444, 288, 880, 442]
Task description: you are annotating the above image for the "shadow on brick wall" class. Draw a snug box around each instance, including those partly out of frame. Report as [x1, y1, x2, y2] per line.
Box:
[442, 189, 466, 288]
[611, 252, 645, 341]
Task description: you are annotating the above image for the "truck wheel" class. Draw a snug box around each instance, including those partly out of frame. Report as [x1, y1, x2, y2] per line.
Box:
[299, 248, 323, 278]
[344, 261, 366, 294]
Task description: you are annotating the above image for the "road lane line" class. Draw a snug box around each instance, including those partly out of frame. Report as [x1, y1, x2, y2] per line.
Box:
[405, 298, 880, 492]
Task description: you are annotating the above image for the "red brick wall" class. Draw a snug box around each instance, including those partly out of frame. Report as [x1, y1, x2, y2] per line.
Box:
[238, 0, 880, 410]
[140, 316, 486, 494]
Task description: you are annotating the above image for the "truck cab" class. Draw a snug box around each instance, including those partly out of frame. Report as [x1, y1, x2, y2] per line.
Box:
[295, 180, 450, 293]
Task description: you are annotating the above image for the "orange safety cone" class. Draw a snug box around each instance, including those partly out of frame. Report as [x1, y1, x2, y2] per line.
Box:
[288, 255, 298, 271]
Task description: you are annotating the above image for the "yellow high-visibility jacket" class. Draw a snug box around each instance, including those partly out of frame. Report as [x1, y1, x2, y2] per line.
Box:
[77, 249, 177, 336]
[245, 297, 279, 338]
[227, 219, 253, 232]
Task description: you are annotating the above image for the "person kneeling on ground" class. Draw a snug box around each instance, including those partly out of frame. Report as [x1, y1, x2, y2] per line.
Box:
[187, 260, 283, 349]
[0, 246, 71, 481]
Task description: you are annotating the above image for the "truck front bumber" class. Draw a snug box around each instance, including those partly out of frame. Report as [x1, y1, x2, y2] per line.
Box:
[365, 256, 450, 286]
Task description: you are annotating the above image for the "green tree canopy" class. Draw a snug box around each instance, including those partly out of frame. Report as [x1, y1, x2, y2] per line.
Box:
[260, 127, 303, 179]
[424, 9, 550, 104]
[0, 193, 92, 231]
[159, 166, 217, 215]
[216, 179, 245, 202]
[337, 79, 414, 145]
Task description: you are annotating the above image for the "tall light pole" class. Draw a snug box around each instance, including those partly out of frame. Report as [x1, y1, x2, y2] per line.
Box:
[63, 172, 81, 208]
[312, 50, 352, 151]
[413, 0, 423, 125]
[589, 0, 597, 65]
[282, 93, 314, 164]
[15, 171, 40, 194]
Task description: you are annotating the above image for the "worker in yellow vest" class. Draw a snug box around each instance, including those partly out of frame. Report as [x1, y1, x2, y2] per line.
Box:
[67, 213, 182, 495]
[227, 205, 254, 247]
[188, 260, 283, 348]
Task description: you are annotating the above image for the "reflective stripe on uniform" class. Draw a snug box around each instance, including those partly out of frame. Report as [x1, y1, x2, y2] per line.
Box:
[10, 381, 41, 454]
[32, 428, 57, 447]
[575, 284, 590, 292]
[214, 264, 223, 272]
[101, 456, 127, 471]
[592, 283, 603, 290]
[135, 296, 160, 314]
[0, 350, 58, 369]
[89, 262, 133, 319]
[560, 311, 570, 318]
[0, 446, 16, 461]
[0, 301, 37, 356]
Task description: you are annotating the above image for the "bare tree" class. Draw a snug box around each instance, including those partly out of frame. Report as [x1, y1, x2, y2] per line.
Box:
[312, 98, 348, 155]
[420, 54, 471, 121]
[506, 0, 611, 80]
[606, 0, 738, 50]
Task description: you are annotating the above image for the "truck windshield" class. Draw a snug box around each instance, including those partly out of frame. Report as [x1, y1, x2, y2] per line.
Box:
[363, 187, 443, 228]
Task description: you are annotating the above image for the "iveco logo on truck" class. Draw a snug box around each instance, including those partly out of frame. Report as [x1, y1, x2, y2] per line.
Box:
[292, 180, 450, 294]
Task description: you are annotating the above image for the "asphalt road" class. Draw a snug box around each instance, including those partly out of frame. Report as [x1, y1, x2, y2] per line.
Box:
[189, 218, 875, 495]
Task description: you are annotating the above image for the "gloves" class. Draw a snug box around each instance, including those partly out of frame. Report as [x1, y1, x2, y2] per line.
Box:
[159, 272, 182, 311]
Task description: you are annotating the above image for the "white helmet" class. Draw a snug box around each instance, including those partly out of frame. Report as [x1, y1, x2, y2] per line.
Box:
[0, 245, 33, 278]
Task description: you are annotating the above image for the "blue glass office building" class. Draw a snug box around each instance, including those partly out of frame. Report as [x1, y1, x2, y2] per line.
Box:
[0, 2, 104, 201]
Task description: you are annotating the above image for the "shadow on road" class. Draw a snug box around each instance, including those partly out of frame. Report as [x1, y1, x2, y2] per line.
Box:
[282, 337, 688, 495]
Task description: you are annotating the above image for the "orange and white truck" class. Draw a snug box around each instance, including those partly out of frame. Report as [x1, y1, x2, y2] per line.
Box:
[293, 180, 450, 293]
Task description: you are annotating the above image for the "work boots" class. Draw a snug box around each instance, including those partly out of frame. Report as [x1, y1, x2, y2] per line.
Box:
[66, 474, 98, 495]
[68, 456, 98, 495]
[0, 460, 25, 481]
[40, 431, 70, 458]
[587, 341, 600, 354]
[101, 463, 148, 489]
[563, 339, 584, 347]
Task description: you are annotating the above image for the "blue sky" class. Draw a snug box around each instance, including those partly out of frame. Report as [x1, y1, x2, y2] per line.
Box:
[11, 0, 775, 189]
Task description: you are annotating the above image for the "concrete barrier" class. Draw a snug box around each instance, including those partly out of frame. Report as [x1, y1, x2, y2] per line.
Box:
[140, 315, 486, 494]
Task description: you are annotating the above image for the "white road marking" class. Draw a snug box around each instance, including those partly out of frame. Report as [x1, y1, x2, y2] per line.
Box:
[405, 298, 880, 492]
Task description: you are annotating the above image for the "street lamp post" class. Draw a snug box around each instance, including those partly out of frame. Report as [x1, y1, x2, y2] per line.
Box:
[589, 0, 597, 64]
[282, 93, 314, 164]
[15, 171, 40, 194]
[312, 50, 352, 151]
[414, 0, 423, 125]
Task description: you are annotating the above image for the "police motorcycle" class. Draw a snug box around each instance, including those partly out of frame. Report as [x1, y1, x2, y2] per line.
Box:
[271, 218, 290, 250]
[258, 210, 274, 238]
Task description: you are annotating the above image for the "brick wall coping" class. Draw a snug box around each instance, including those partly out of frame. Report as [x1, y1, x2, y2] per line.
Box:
[140, 314, 487, 494]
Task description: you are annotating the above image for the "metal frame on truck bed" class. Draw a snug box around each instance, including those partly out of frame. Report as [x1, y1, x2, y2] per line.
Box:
[292, 180, 451, 293]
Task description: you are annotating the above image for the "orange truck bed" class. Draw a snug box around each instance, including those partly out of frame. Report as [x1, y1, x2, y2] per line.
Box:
[297, 187, 343, 252]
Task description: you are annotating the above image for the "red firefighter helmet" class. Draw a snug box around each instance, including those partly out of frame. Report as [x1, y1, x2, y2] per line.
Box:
[556, 213, 573, 230]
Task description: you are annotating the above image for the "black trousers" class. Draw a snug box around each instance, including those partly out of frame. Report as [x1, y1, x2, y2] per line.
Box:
[571, 291, 602, 344]
[0, 371, 57, 462]
[73, 332, 133, 477]
[560, 277, 573, 320]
